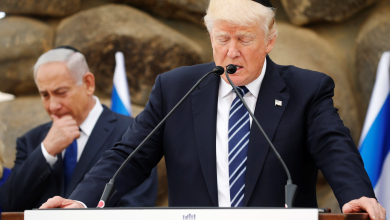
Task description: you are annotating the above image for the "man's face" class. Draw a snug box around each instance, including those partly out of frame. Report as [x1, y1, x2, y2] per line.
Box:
[210, 21, 275, 86]
[36, 62, 94, 125]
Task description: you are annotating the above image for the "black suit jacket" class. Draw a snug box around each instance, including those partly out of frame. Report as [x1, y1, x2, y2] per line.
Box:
[68, 57, 375, 208]
[0, 105, 158, 211]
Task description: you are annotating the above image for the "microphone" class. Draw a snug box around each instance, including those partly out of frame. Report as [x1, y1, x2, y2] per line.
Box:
[97, 65, 225, 208]
[225, 64, 298, 208]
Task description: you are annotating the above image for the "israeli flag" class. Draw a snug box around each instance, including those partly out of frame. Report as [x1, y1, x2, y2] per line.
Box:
[359, 51, 390, 212]
[111, 51, 132, 116]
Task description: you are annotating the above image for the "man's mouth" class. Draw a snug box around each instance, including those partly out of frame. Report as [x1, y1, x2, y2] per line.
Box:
[226, 65, 244, 71]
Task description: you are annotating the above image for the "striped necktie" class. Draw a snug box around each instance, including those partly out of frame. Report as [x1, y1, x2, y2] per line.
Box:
[63, 139, 77, 193]
[228, 86, 250, 207]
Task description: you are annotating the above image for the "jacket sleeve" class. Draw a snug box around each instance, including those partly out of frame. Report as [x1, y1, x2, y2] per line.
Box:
[0, 136, 53, 211]
[305, 75, 375, 208]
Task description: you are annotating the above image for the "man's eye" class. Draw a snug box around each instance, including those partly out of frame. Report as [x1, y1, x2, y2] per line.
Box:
[57, 90, 67, 95]
[217, 37, 229, 43]
[241, 38, 253, 44]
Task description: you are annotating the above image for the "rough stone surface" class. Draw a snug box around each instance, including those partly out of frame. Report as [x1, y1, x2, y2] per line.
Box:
[55, 4, 203, 106]
[114, 0, 208, 26]
[280, 0, 381, 25]
[355, 6, 390, 113]
[0, 16, 54, 96]
[0, 0, 80, 17]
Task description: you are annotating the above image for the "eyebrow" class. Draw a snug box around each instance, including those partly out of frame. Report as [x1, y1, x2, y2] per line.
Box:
[39, 87, 69, 94]
[214, 32, 256, 38]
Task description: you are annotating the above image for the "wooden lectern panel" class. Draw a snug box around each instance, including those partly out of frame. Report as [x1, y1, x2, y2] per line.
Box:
[1, 212, 23, 220]
[319, 213, 370, 220]
[1, 212, 370, 220]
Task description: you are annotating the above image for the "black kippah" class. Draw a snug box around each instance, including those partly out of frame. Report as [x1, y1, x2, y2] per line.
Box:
[253, 0, 273, 7]
[54, 45, 80, 53]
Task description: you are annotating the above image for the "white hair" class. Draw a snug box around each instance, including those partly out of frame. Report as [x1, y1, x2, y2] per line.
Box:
[204, 0, 278, 43]
[33, 48, 90, 85]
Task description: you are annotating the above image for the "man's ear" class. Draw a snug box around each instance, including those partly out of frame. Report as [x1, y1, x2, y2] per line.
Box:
[265, 36, 276, 54]
[83, 72, 95, 95]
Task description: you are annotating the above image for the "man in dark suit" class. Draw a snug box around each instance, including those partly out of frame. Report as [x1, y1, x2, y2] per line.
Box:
[40, 0, 385, 219]
[0, 46, 158, 211]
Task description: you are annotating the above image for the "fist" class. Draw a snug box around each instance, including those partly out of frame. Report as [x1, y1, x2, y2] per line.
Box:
[43, 115, 80, 156]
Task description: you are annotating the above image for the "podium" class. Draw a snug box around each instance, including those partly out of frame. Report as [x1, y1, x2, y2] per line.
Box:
[2, 209, 370, 220]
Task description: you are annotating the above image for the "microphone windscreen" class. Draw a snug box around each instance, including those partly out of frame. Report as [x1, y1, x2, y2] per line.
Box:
[226, 64, 237, 74]
[213, 66, 225, 75]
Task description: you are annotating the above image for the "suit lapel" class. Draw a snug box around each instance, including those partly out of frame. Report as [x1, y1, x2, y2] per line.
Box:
[191, 68, 220, 206]
[243, 57, 290, 206]
[65, 106, 117, 198]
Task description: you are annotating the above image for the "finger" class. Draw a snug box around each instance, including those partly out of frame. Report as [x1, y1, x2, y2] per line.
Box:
[378, 203, 385, 220]
[39, 196, 64, 209]
[61, 200, 85, 209]
[58, 117, 78, 126]
[370, 199, 380, 220]
[343, 200, 361, 213]
[69, 129, 81, 139]
[343, 203, 353, 213]
[360, 198, 378, 220]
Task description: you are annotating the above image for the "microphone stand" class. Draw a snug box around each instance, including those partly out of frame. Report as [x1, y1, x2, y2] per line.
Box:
[225, 64, 298, 208]
[97, 66, 225, 208]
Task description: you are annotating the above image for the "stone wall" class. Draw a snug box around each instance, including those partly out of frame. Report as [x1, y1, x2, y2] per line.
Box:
[1, 0, 390, 211]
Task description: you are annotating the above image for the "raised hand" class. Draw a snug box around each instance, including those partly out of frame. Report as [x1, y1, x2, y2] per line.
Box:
[43, 115, 80, 156]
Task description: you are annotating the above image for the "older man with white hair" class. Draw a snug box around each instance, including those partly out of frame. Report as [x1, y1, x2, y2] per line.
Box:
[0, 46, 158, 211]
[40, 1, 385, 219]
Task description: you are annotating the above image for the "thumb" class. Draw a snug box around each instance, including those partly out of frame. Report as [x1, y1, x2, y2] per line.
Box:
[50, 114, 60, 121]
[343, 203, 353, 213]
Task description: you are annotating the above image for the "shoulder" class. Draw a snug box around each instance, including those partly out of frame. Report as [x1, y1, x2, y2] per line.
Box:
[101, 105, 134, 127]
[271, 60, 334, 94]
[158, 62, 216, 85]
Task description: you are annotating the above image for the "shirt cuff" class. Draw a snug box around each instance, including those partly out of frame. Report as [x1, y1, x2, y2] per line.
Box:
[74, 200, 88, 208]
[41, 143, 58, 167]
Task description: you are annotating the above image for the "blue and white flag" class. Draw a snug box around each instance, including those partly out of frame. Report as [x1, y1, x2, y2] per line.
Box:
[359, 51, 390, 212]
[111, 51, 132, 117]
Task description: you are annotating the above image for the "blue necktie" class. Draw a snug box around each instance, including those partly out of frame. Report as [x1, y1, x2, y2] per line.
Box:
[228, 86, 250, 207]
[63, 139, 77, 193]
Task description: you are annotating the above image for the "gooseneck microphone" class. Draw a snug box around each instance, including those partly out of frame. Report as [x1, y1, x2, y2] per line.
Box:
[97, 66, 225, 208]
[225, 64, 298, 208]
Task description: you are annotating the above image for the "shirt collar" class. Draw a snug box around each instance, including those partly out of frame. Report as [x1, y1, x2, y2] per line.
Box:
[79, 96, 103, 137]
[218, 58, 267, 99]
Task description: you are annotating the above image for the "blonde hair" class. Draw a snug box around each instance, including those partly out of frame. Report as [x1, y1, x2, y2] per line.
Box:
[204, 0, 278, 43]
[0, 121, 6, 179]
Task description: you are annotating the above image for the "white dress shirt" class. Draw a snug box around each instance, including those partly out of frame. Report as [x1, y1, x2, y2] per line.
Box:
[216, 58, 267, 207]
[41, 96, 104, 167]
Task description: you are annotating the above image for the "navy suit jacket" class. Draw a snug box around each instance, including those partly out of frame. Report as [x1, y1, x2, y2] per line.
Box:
[0, 105, 158, 211]
[68, 57, 375, 208]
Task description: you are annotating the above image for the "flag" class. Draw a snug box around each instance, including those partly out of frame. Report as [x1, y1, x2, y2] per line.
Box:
[111, 51, 132, 117]
[359, 51, 390, 212]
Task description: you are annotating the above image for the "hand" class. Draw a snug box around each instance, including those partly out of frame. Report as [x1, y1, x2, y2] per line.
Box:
[40, 196, 85, 209]
[343, 196, 386, 220]
[43, 115, 80, 156]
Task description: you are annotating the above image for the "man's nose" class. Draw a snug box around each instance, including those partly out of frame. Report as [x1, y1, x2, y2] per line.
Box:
[49, 98, 61, 112]
[227, 41, 240, 58]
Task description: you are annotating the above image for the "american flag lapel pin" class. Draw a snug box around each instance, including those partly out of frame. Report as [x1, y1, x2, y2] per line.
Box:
[275, 99, 282, 107]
